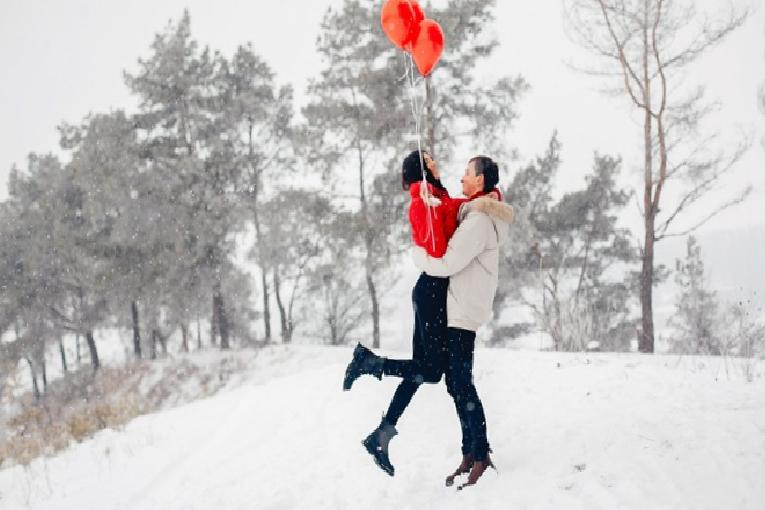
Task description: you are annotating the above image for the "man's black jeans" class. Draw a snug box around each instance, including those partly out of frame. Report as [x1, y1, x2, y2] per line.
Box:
[445, 327, 491, 462]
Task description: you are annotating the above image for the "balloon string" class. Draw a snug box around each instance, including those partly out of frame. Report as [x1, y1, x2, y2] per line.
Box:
[404, 52, 436, 254]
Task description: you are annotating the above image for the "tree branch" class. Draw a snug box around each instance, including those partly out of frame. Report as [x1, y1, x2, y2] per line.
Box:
[596, 0, 647, 109]
[656, 186, 753, 241]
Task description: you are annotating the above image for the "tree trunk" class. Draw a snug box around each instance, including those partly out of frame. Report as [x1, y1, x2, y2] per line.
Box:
[248, 121, 271, 343]
[85, 331, 100, 370]
[329, 319, 338, 346]
[273, 267, 288, 343]
[213, 281, 230, 349]
[356, 141, 381, 349]
[41, 355, 47, 392]
[639, 18, 655, 353]
[259, 261, 271, 342]
[210, 298, 218, 347]
[131, 300, 142, 359]
[25, 357, 40, 402]
[58, 337, 68, 374]
[285, 273, 303, 344]
[251, 192, 270, 343]
[639, 227, 656, 353]
[158, 331, 168, 356]
[181, 323, 189, 352]
[196, 315, 202, 350]
[365, 264, 380, 349]
[150, 329, 158, 360]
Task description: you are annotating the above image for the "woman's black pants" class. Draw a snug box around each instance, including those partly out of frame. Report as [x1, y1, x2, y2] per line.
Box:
[380, 273, 448, 426]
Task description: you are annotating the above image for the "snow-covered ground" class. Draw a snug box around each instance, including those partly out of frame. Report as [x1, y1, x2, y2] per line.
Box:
[1, 345, 764, 510]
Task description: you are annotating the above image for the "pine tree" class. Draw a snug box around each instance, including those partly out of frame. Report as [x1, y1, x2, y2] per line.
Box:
[2, 153, 103, 371]
[124, 11, 253, 349]
[59, 111, 156, 359]
[669, 235, 721, 355]
[500, 134, 638, 351]
[222, 44, 296, 344]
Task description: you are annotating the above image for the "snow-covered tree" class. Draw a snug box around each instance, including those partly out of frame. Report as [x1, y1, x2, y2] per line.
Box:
[124, 11, 264, 349]
[1, 153, 104, 376]
[223, 44, 296, 344]
[259, 190, 333, 343]
[305, 209, 369, 346]
[669, 236, 722, 355]
[499, 134, 639, 351]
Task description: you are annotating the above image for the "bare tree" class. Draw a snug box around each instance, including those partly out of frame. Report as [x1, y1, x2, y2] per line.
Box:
[564, 0, 752, 352]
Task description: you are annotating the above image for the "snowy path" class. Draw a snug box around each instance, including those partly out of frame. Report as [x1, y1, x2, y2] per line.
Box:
[1, 346, 764, 510]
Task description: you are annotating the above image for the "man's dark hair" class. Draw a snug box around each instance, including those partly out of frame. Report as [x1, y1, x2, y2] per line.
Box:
[402, 150, 439, 190]
[470, 156, 499, 192]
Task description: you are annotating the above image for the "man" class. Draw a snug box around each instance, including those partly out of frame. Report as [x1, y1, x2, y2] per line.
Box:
[411, 155, 514, 489]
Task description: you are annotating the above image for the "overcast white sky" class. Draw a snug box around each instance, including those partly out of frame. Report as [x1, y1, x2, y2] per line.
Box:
[1, 0, 763, 315]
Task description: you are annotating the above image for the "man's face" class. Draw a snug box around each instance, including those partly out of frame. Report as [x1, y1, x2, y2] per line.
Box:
[461, 160, 484, 197]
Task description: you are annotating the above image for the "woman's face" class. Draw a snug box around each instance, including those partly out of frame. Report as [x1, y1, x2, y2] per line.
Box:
[422, 152, 437, 174]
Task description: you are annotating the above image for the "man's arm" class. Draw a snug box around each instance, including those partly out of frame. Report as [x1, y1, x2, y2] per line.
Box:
[411, 213, 488, 277]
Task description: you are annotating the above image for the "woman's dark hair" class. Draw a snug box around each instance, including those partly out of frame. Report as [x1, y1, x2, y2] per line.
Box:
[469, 156, 499, 192]
[401, 150, 438, 190]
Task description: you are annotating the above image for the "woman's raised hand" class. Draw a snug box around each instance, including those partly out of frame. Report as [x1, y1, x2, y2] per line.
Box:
[424, 153, 439, 179]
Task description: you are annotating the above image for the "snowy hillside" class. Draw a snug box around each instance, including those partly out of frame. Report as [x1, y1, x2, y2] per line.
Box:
[1, 345, 764, 510]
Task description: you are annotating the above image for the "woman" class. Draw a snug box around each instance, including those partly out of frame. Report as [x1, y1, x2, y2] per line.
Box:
[342, 150, 500, 476]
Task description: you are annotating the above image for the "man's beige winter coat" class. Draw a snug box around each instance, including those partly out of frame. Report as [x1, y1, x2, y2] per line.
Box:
[411, 196, 514, 332]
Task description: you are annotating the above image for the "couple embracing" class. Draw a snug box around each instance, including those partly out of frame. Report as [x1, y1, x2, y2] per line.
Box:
[343, 150, 514, 489]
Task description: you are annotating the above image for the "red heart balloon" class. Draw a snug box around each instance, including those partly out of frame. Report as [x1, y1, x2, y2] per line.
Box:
[380, 0, 424, 51]
[411, 19, 444, 76]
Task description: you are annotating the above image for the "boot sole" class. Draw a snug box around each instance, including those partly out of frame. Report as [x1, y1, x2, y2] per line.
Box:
[361, 438, 394, 477]
[342, 345, 366, 391]
[456, 463, 497, 490]
[445, 469, 470, 487]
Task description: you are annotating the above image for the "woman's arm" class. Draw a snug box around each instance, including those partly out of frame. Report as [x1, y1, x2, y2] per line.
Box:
[409, 181, 448, 258]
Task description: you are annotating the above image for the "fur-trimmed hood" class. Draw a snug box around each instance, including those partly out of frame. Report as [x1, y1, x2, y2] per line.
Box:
[470, 196, 515, 224]
[458, 196, 514, 246]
